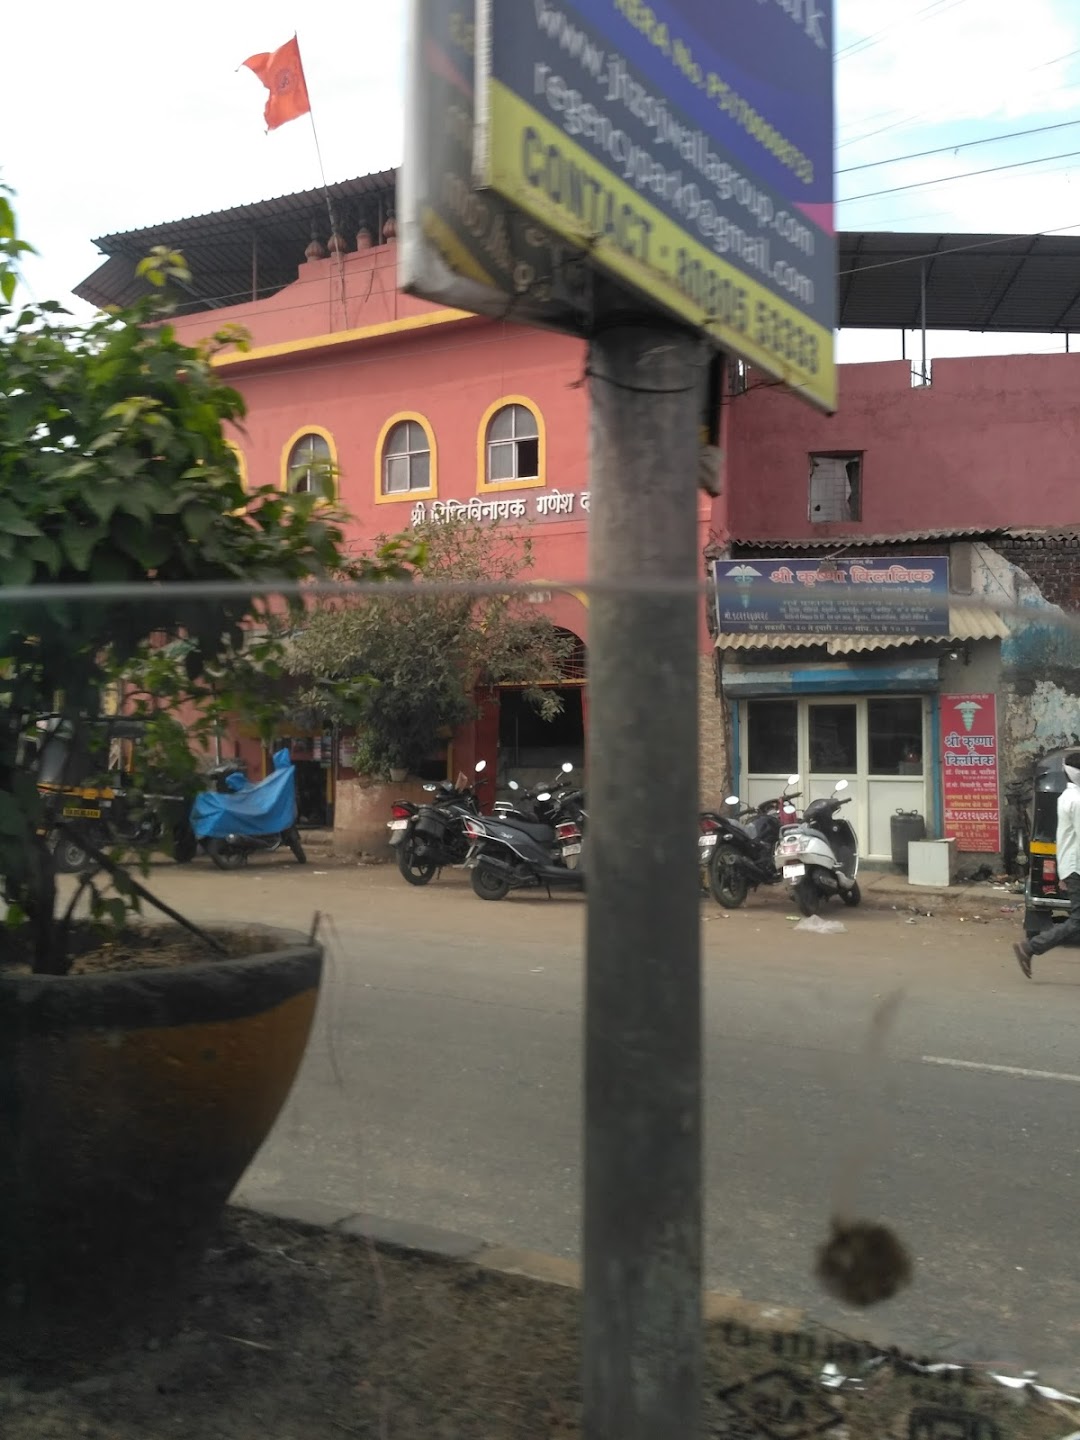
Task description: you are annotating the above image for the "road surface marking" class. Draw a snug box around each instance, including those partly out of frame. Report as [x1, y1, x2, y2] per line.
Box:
[922, 1055, 1080, 1085]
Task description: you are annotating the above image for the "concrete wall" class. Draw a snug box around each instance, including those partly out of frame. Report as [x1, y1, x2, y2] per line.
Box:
[721, 354, 1080, 540]
[334, 776, 433, 857]
[698, 652, 729, 809]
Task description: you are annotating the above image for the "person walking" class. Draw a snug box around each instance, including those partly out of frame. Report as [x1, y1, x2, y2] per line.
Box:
[1015, 750, 1080, 977]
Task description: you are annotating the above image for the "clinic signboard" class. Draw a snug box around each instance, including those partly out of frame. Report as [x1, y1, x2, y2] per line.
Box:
[713, 557, 951, 636]
[941, 694, 1002, 853]
[473, 0, 836, 410]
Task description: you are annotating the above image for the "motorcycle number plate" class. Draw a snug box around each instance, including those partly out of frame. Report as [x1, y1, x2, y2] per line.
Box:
[698, 834, 717, 848]
[783, 863, 806, 879]
[561, 842, 582, 856]
[388, 820, 408, 830]
[63, 807, 101, 819]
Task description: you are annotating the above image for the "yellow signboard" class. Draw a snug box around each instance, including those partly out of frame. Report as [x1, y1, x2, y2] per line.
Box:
[483, 81, 834, 410]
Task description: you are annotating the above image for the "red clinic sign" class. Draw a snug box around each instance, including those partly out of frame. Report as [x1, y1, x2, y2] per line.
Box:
[941, 693, 1001, 852]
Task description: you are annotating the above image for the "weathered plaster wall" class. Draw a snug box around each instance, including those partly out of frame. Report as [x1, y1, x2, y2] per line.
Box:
[971, 543, 1080, 784]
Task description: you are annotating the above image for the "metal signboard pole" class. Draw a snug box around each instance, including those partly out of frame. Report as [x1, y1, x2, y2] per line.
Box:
[584, 320, 705, 1438]
[401, 2, 834, 1428]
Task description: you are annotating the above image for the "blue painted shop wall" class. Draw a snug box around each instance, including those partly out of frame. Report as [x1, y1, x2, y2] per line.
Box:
[722, 659, 940, 698]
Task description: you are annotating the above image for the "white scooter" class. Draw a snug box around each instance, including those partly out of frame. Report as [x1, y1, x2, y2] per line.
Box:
[775, 778, 861, 916]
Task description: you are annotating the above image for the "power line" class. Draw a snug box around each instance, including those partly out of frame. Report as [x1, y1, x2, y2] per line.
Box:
[837, 117, 1080, 175]
[835, 219, 1080, 278]
[836, 0, 968, 61]
[839, 145, 1080, 207]
[838, 52, 1080, 152]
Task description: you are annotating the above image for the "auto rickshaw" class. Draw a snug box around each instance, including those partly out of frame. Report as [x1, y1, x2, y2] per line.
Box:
[1024, 747, 1074, 939]
[31, 716, 194, 873]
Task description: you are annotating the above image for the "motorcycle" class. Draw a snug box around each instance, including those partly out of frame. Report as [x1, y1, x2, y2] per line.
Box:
[463, 763, 586, 901]
[775, 779, 861, 916]
[387, 760, 489, 886]
[189, 748, 307, 870]
[699, 775, 801, 908]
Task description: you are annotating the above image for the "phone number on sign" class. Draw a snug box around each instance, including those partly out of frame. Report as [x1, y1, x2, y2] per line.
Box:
[674, 250, 820, 374]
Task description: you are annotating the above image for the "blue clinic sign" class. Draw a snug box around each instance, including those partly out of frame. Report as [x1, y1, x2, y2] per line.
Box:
[476, 0, 836, 409]
[714, 557, 952, 636]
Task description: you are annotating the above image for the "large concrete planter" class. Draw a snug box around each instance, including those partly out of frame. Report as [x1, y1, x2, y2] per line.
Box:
[0, 926, 322, 1361]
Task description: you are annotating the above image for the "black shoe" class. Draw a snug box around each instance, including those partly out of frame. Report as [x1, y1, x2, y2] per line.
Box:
[1013, 941, 1033, 979]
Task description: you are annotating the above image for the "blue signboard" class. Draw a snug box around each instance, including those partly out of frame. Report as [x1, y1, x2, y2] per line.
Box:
[476, 0, 836, 410]
[714, 557, 951, 636]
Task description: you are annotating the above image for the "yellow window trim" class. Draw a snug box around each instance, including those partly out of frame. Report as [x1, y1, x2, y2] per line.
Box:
[211, 308, 474, 368]
[532, 578, 590, 609]
[476, 395, 547, 493]
[280, 424, 338, 501]
[225, 439, 248, 491]
[375, 411, 438, 506]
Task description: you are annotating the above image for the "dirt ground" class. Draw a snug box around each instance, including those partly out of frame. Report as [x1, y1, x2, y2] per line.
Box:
[0, 1208, 1072, 1440]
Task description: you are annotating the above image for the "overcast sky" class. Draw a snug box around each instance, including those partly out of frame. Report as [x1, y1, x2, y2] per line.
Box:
[3, 0, 1079, 363]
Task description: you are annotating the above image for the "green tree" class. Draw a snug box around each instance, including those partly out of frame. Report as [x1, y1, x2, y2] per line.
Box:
[286, 518, 576, 775]
[0, 186, 420, 972]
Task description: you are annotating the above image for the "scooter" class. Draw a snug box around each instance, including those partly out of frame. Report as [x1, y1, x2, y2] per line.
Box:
[387, 760, 488, 886]
[775, 779, 861, 916]
[189, 748, 307, 870]
[699, 774, 801, 908]
[462, 763, 585, 901]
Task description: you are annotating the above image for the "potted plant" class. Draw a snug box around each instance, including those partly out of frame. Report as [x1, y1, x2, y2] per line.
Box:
[0, 189, 420, 1360]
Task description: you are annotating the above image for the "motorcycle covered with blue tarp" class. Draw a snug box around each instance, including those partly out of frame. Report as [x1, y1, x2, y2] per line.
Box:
[189, 749, 307, 870]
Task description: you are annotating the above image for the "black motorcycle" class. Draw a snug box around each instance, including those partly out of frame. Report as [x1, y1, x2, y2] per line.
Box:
[463, 763, 586, 901]
[700, 774, 801, 908]
[388, 760, 488, 885]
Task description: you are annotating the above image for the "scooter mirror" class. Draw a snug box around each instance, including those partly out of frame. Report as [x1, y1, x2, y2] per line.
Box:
[787, 774, 800, 785]
[508, 780, 519, 791]
[474, 759, 487, 773]
[561, 762, 574, 773]
[725, 796, 741, 806]
[834, 779, 849, 792]
[537, 792, 552, 802]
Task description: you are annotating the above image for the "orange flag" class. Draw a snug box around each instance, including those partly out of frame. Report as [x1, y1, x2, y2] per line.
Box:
[242, 36, 311, 131]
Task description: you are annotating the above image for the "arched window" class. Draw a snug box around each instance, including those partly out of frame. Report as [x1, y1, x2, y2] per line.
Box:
[478, 398, 545, 490]
[283, 429, 335, 496]
[378, 414, 435, 498]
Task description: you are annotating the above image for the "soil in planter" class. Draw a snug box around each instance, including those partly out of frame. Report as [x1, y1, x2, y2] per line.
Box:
[0, 1209, 1067, 1440]
[1, 924, 289, 976]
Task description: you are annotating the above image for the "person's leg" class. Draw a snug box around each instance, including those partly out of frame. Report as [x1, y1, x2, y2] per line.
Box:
[1017, 873, 1080, 976]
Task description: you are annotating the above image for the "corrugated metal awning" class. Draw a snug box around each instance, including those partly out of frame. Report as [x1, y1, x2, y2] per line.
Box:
[727, 528, 995, 550]
[715, 606, 1007, 654]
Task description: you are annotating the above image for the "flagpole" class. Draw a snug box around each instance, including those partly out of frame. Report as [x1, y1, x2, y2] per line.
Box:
[295, 32, 349, 322]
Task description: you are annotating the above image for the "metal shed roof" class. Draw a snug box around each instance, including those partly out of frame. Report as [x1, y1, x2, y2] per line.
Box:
[74, 171, 396, 313]
[838, 230, 1080, 333]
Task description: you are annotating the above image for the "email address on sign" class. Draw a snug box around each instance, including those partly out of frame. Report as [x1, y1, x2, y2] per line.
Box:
[532, 68, 815, 303]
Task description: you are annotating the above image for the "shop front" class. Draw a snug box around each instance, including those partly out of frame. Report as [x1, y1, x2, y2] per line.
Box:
[724, 661, 937, 861]
[713, 550, 1011, 863]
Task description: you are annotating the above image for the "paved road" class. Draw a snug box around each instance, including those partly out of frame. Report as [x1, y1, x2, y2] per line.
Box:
[128, 859, 1080, 1386]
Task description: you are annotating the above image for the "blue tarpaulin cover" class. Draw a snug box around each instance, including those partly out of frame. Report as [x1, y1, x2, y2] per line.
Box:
[191, 748, 297, 840]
